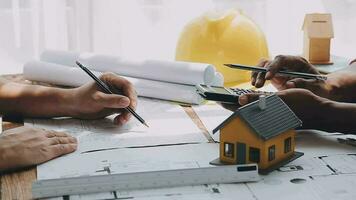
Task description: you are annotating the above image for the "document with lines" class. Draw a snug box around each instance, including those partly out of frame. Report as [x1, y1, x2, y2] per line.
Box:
[25, 98, 208, 153]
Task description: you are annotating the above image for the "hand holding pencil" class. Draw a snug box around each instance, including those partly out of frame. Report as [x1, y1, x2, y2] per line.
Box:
[76, 61, 148, 127]
[228, 55, 328, 92]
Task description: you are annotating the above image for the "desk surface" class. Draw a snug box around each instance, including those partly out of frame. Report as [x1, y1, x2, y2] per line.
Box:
[0, 74, 212, 200]
[2, 74, 356, 200]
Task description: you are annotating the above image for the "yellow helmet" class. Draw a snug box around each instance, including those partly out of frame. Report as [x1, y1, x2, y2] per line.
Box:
[176, 9, 269, 86]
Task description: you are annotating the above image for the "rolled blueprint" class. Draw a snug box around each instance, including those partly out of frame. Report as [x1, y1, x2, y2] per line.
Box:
[40, 50, 218, 85]
[23, 61, 204, 104]
[211, 72, 224, 86]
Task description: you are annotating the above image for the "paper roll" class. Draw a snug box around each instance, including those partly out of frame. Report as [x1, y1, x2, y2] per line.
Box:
[23, 61, 204, 104]
[41, 50, 80, 67]
[40, 50, 216, 85]
[211, 72, 224, 86]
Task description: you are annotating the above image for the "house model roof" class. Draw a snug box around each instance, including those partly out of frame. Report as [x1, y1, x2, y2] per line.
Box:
[213, 94, 302, 140]
[302, 13, 334, 38]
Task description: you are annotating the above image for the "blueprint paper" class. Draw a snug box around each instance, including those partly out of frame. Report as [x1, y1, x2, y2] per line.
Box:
[25, 98, 208, 152]
[38, 143, 255, 200]
[307, 174, 356, 200]
[295, 131, 356, 156]
[37, 143, 219, 179]
[192, 103, 232, 142]
[40, 50, 218, 85]
[319, 154, 356, 174]
[23, 61, 204, 104]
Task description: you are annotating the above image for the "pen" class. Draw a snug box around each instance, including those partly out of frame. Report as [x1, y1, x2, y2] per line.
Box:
[224, 64, 327, 81]
[76, 61, 149, 127]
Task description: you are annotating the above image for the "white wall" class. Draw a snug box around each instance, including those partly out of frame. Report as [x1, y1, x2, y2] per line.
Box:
[0, 0, 355, 74]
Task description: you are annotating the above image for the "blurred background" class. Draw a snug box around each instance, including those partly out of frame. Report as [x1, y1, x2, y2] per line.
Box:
[1, 0, 355, 74]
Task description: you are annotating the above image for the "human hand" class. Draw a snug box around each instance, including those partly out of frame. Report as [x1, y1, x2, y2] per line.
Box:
[69, 73, 137, 125]
[222, 89, 330, 129]
[251, 55, 331, 98]
[0, 126, 77, 173]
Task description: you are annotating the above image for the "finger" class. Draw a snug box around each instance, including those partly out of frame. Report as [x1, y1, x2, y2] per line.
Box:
[114, 111, 132, 125]
[285, 78, 320, 89]
[94, 92, 130, 108]
[49, 136, 77, 145]
[265, 56, 285, 80]
[238, 93, 260, 105]
[255, 72, 267, 88]
[252, 59, 269, 85]
[48, 144, 78, 157]
[45, 131, 70, 138]
[100, 73, 137, 109]
[251, 71, 258, 86]
[220, 103, 240, 111]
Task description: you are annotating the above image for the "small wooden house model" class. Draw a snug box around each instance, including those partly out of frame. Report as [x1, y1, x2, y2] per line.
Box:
[302, 13, 334, 64]
[211, 95, 303, 174]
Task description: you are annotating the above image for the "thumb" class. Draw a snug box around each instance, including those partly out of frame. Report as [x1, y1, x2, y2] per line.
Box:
[94, 92, 130, 108]
[285, 78, 311, 89]
[238, 93, 260, 105]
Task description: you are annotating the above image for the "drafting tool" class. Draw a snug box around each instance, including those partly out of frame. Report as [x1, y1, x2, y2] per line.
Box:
[76, 61, 149, 127]
[225, 64, 328, 81]
[32, 164, 259, 198]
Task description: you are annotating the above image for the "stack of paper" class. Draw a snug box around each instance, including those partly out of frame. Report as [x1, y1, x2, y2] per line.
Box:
[23, 50, 224, 104]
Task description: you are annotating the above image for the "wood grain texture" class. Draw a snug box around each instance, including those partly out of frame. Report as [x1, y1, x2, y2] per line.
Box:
[0, 75, 36, 200]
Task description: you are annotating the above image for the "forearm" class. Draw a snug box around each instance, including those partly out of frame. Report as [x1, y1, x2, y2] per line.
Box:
[0, 79, 76, 117]
[326, 62, 356, 102]
[311, 100, 356, 134]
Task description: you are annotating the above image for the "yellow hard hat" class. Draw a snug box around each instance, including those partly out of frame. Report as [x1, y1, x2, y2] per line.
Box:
[176, 9, 269, 86]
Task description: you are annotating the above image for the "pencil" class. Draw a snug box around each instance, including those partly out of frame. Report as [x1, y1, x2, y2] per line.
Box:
[76, 61, 149, 127]
[224, 64, 327, 81]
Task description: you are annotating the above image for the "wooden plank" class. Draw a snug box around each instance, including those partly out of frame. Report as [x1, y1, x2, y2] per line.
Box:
[1, 119, 36, 200]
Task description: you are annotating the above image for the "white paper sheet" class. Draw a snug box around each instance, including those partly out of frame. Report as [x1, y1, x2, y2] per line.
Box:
[319, 154, 356, 174]
[40, 50, 218, 85]
[25, 98, 208, 152]
[295, 131, 356, 157]
[23, 61, 204, 104]
[307, 174, 356, 200]
[192, 103, 233, 142]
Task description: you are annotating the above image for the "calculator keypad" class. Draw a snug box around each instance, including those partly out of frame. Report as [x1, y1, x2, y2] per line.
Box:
[230, 88, 273, 96]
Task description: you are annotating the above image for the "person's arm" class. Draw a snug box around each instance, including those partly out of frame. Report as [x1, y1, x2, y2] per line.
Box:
[0, 79, 75, 117]
[325, 62, 356, 102]
[0, 73, 137, 124]
[251, 55, 356, 103]
[223, 89, 356, 134]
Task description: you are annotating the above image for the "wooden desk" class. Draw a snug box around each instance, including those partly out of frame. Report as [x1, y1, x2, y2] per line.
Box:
[0, 74, 212, 200]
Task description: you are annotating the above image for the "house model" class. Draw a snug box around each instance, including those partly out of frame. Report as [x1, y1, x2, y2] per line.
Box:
[211, 95, 303, 174]
[302, 13, 334, 64]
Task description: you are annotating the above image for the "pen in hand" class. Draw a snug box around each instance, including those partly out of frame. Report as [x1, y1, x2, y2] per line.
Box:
[76, 61, 149, 127]
[225, 64, 327, 81]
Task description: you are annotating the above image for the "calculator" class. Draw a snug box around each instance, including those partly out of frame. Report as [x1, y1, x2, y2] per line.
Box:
[196, 84, 273, 104]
